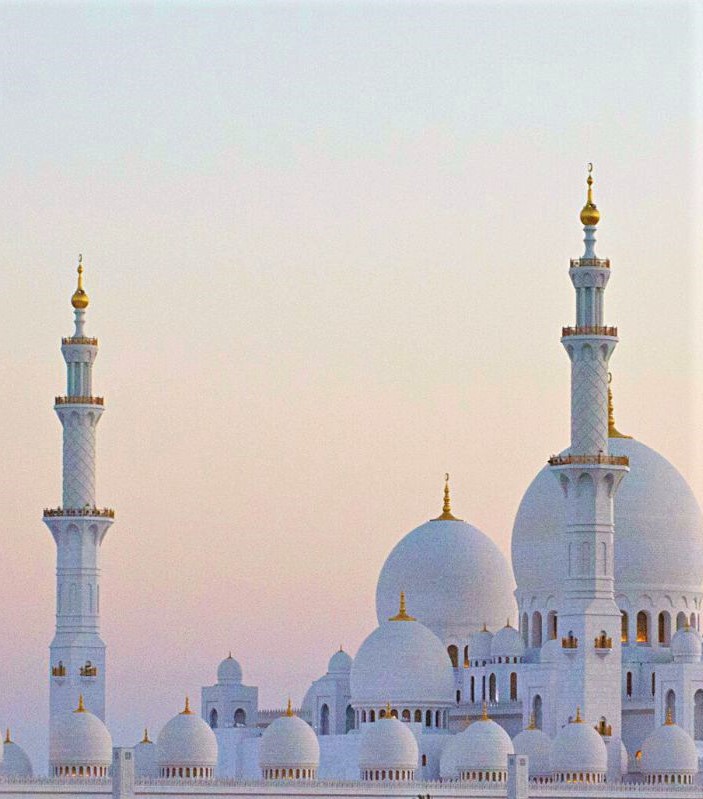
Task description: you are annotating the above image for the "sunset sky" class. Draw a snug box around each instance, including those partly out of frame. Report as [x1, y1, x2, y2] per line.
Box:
[0, 2, 700, 769]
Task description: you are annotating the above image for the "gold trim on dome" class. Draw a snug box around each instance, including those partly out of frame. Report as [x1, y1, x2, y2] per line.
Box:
[665, 707, 674, 725]
[481, 702, 489, 721]
[527, 713, 536, 730]
[285, 698, 294, 717]
[573, 707, 583, 724]
[580, 163, 600, 227]
[608, 374, 631, 439]
[74, 694, 86, 713]
[141, 728, 152, 744]
[71, 255, 90, 310]
[432, 473, 461, 521]
[181, 696, 192, 715]
[388, 591, 416, 622]
[4, 729, 10, 744]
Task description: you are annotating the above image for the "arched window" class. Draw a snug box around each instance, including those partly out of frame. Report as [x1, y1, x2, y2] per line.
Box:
[463, 645, 469, 666]
[369, 709, 375, 722]
[626, 672, 632, 697]
[521, 613, 529, 646]
[470, 676, 475, 703]
[401, 708, 410, 722]
[651, 672, 656, 696]
[209, 708, 218, 729]
[456, 689, 461, 704]
[414, 709, 421, 722]
[621, 610, 629, 643]
[447, 645, 458, 668]
[435, 709, 441, 727]
[234, 708, 246, 726]
[532, 695, 542, 729]
[547, 611, 557, 640]
[658, 611, 671, 645]
[531, 612, 543, 647]
[346, 704, 355, 732]
[695, 691, 703, 740]
[489, 673, 497, 702]
[425, 709, 432, 727]
[636, 611, 649, 643]
[691, 612, 697, 629]
[666, 689, 676, 722]
[510, 672, 518, 701]
[421, 754, 427, 767]
[320, 703, 330, 735]
[677, 611, 687, 630]
[390, 708, 398, 719]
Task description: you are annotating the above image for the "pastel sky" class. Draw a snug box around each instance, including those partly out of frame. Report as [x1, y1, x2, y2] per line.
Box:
[0, 1, 700, 771]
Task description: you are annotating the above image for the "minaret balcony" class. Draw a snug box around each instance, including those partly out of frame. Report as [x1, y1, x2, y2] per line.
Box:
[54, 395, 104, 406]
[594, 635, 613, 655]
[561, 635, 579, 651]
[61, 336, 98, 346]
[43, 507, 115, 519]
[570, 257, 610, 269]
[548, 454, 629, 467]
[561, 325, 618, 337]
[80, 662, 98, 678]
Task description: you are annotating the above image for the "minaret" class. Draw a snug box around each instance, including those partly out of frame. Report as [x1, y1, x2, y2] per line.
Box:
[43, 256, 114, 730]
[548, 168, 628, 744]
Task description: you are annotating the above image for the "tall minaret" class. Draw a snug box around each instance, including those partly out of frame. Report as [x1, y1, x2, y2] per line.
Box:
[43, 256, 114, 730]
[549, 168, 628, 743]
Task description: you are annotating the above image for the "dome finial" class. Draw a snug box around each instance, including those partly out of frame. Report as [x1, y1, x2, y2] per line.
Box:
[527, 713, 536, 730]
[74, 694, 86, 713]
[181, 696, 192, 715]
[432, 473, 461, 521]
[71, 254, 90, 309]
[4, 728, 10, 744]
[573, 707, 583, 723]
[141, 728, 151, 744]
[388, 590, 416, 622]
[580, 163, 600, 227]
[665, 706, 674, 725]
[228, 651, 232, 659]
[285, 697, 294, 717]
[385, 702, 392, 718]
[481, 701, 489, 721]
[608, 373, 631, 439]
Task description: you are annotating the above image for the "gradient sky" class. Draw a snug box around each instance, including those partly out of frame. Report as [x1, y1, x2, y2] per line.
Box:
[0, 1, 701, 771]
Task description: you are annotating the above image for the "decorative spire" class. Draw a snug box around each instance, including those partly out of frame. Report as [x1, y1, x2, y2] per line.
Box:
[141, 728, 152, 744]
[482, 622, 488, 632]
[388, 591, 416, 622]
[71, 254, 90, 310]
[505, 618, 512, 628]
[580, 163, 600, 227]
[608, 374, 631, 439]
[181, 696, 192, 715]
[74, 694, 86, 713]
[573, 707, 583, 724]
[481, 702, 489, 721]
[665, 707, 674, 725]
[4, 729, 10, 744]
[432, 473, 460, 521]
[527, 713, 536, 730]
[285, 698, 294, 717]
[385, 702, 392, 718]
[227, 651, 233, 659]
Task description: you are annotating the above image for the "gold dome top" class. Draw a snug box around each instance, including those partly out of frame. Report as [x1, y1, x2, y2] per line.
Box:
[180, 696, 192, 715]
[285, 697, 294, 717]
[580, 164, 600, 226]
[388, 590, 416, 622]
[71, 255, 89, 309]
[432, 473, 461, 521]
[74, 694, 86, 713]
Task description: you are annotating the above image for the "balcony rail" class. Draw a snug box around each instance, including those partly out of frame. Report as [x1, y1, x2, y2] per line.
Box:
[51, 664, 66, 677]
[595, 635, 613, 649]
[55, 395, 104, 406]
[80, 662, 98, 677]
[548, 454, 629, 467]
[562, 635, 579, 649]
[61, 337, 98, 346]
[595, 719, 613, 737]
[562, 325, 618, 337]
[43, 507, 115, 519]
[570, 257, 610, 269]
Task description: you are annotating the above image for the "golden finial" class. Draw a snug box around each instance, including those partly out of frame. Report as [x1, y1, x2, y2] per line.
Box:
[580, 163, 600, 227]
[141, 728, 152, 744]
[385, 702, 392, 718]
[665, 707, 674, 725]
[181, 696, 192, 715]
[4, 729, 10, 744]
[71, 254, 90, 309]
[608, 374, 631, 439]
[527, 713, 536, 730]
[432, 473, 460, 521]
[481, 702, 489, 721]
[285, 698, 294, 717]
[573, 707, 583, 723]
[388, 591, 416, 622]
[684, 618, 691, 631]
[74, 694, 86, 713]
[482, 622, 488, 632]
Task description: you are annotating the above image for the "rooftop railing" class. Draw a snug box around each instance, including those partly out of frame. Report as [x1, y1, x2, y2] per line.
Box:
[548, 454, 629, 467]
[54, 396, 104, 406]
[570, 257, 611, 269]
[43, 507, 115, 519]
[61, 337, 98, 346]
[562, 326, 618, 337]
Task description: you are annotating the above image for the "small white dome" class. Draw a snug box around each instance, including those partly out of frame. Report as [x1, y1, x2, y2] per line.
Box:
[469, 627, 494, 661]
[0, 738, 31, 778]
[540, 638, 561, 664]
[49, 699, 112, 769]
[260, 709, 320, 772]
[439, 734, 462, 780]
[671, 627, 702, 664]
[455, 716, 514, 776]
[641, 720, 698, 777]
[551, 715, 607, 776]
[351, 598, 454, 707]
[217, 654, 243, 684]
[512, 726, 553, 778]
[157, 700, 217, 771]
[328, 648, 352, 674]
[376, 515, 516, 645]
[358, 716, 418, 773]
[491, 623, 525, 660]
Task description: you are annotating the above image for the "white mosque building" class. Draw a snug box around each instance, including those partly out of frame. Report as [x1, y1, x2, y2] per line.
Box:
[1, 171, 703, 799]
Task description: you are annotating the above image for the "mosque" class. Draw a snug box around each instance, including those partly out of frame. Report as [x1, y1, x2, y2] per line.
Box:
[1, 171, 702, 799]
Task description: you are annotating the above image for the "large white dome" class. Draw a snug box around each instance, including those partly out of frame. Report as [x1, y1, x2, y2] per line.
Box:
[49, 700, 112, 770]
[351, 603, 454, 707]
[260, 710, 320, 771]
[157, 700, 218, 771]
[641, 720, 698, 778]
[551, 716, 607, 776]
[512, 438, 703, 596]
[377, 517, 516, 644]
[358, 717, 418, 772]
